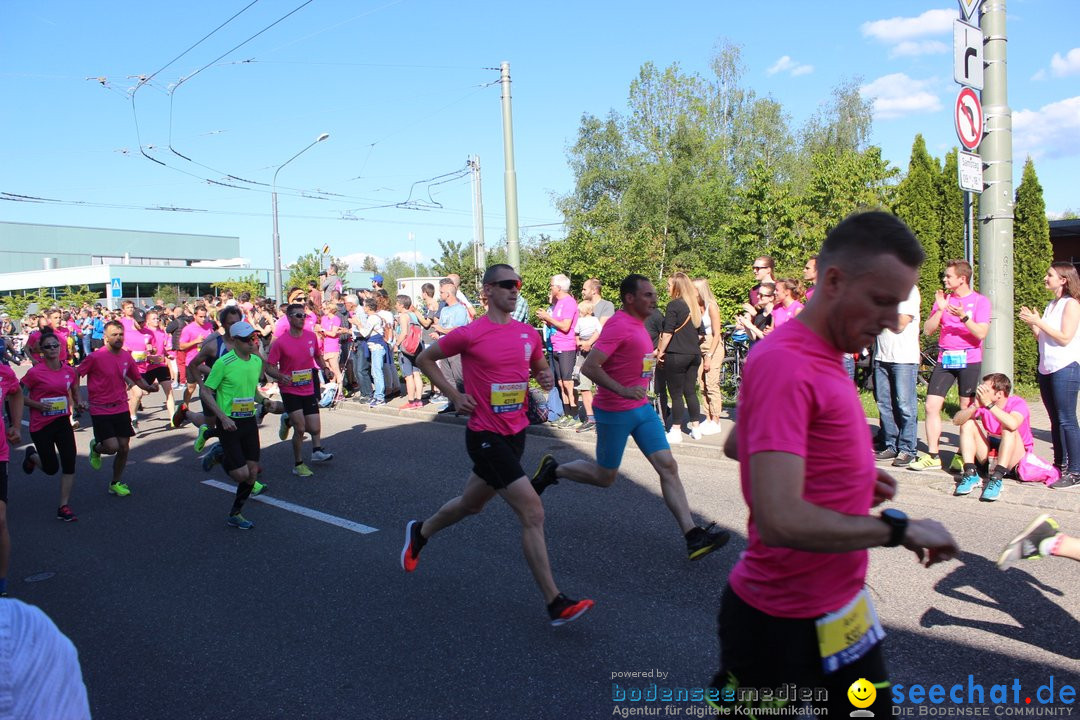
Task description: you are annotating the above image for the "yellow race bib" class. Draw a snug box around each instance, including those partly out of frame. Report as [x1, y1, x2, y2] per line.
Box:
[291, 369, 313, 387]
[642, 354, 657, 378]
[231, 397, 256, 418]
[42, 396, 68, 417]
[815, 589, 885, 673]
[490, 382, 527, 414]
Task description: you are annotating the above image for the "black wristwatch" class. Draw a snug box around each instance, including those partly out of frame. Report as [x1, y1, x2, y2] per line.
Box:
[879, 509, 908, 548]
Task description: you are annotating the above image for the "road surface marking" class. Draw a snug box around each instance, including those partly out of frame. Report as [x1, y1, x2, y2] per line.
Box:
[202, 479, 378, 534]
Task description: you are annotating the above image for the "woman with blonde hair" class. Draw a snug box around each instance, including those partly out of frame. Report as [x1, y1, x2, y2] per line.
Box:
[694, 278, 724, 435]
[657, 272, 703, 443]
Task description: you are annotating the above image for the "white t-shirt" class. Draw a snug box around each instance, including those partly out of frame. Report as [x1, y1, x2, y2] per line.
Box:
[576, 316, 601, 341]
[875, 285, 921, 364]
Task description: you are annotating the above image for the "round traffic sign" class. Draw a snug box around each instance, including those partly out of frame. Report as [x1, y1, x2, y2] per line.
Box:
[955, 87, 983, 151]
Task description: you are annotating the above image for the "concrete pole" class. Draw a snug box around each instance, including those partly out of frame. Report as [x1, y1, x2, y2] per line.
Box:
[979, 0, 1014, 377]
[272, 190, 282, 303]
[470, 155, 487, 288]
[500, 62, 521, 272]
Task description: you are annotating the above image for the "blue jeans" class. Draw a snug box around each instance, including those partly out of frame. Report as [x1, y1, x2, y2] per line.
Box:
[1038, 362, 1080, 473]
[349, 342, 373, 397]
[369, 343, 385, 401]
[874, 361, 918, 455]
[843, 354, 856, 382]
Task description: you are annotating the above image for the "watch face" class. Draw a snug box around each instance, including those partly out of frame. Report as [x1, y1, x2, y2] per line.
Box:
[883, 508, 907, 522]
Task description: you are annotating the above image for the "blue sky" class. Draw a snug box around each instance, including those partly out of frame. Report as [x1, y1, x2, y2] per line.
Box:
[1, 0, 1077, 274]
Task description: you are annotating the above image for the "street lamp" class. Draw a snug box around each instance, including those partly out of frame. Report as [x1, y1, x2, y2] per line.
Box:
[271, 132, 330, 303]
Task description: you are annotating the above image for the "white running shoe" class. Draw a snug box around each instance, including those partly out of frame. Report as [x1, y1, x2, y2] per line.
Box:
[666, 427, 683, 445]
[689, 426, 703, 441]
[310, 449, 334, 463]
[698, 420, 723, 436]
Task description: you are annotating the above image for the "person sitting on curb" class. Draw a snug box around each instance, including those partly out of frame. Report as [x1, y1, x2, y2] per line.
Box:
[951, 373, 1034, 502]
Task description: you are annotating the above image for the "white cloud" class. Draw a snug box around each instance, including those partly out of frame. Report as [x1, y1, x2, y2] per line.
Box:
[1013, 96, 1080, 161]
[767, 55, 814, 77]
[891, 40, 948, 58]
[392, 250, 425, 263]
[339, 252, 382, 269]
[861, 9, 954, 43]
[860, 74, 942, 121]
[1032, 69, 1048, 82]
[1050, 48, 1080, 77]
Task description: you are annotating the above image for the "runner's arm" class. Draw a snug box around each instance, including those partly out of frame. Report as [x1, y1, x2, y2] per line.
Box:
[580, 349, 646, 401]
[5, 391, 23, 443]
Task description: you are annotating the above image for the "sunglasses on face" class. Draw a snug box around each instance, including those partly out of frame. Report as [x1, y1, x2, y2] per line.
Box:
[289, 313, 305, 319]
[490, 279, 522, 290]
[759, 293, 775, 299]
[752, 266, 769, 271]
[41, 344, 60, 350]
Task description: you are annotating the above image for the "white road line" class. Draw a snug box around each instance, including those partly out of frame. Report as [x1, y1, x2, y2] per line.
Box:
[201, 479, 378, 534]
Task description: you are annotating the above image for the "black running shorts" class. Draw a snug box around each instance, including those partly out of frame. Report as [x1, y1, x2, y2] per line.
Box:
[142, 366, 172, 385]
[219, 417, 261, 472]
[552, 351, 577, 383]
[465, 428, 527, 490]
[282, 392, 319, 416]
[91, 412, 135, 443]
[928, 362, 981, 399]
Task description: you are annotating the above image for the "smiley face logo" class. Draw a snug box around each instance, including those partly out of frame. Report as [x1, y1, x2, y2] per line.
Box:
[848, 678, 876, 709]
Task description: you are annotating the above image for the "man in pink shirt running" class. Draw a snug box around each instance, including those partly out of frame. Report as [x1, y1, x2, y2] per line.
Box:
[530, 274, 731, 561]
[403, 264, 594, 627]
[711, 212, 958, 717]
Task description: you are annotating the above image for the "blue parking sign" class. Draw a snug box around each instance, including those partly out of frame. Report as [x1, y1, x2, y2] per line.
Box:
[110, 278, 122, 298]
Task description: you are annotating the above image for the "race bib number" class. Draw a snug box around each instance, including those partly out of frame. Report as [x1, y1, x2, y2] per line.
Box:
[131, 351, 147, 363]
[291, 369, 313, 387]
[642, 354, 657, 378]
[490, 382, 527, 414]
[815, 589, 885, 674]
[231, 397, 256, 418]
[42, 396, 68, 417]
[941, 349, 968, 370]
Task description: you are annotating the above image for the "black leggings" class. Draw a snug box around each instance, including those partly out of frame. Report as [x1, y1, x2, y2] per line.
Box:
[30, 416, 77, 475]
[663, 352, 700, 430]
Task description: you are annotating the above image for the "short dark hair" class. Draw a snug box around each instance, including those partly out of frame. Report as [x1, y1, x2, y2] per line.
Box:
[421, 283, 435, 297]
[218, 306, 242, 325]
[396, 294, 412, 309]
[363, 298, 378, 311]
[104, 320, 124, 334]
[286, 303, 305, 316]
[619, 274, 650, 305]
[482, 264, 516, 285]
[817, 211, 925, 278]
[983, 373, 1012, 396]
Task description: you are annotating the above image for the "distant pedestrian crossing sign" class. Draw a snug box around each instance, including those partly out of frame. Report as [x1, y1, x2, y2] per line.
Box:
[110, 278, 122, 298]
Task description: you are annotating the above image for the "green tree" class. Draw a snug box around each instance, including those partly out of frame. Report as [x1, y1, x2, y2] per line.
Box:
[213, 274, 266, 300]
[152, 284, 181, 306]
[894, 135, 944, 321]
[58, 285, 103, 308]
[1013, 157, 1054, 382]
[431, 239, 478, 286]
[361, 255, 379, 273]
[286, 249, 350, 295]
[938, 150, 968, 276]
[382, 255, 432, 294]
[0, 288, 53, 320]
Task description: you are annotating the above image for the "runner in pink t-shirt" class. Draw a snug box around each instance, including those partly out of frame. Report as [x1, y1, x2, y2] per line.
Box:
[954, 373, 1035, 502]
[914, 259, 992, 470]
[26, 308, 71, 365]
[266, 304, 331, 476]
[403, 264, 594, 627]
[178, 308, 215, 403]
[708, 213, 957, 716]
[0, 361, 23, 594]
[77, 320, 158, 496]
[135, 310, 176, 427]
[530, 274, 730, 562]
[20, 340, 81, 521]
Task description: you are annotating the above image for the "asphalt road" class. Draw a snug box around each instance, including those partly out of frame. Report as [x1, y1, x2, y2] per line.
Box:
[6, 398, 1079, 719]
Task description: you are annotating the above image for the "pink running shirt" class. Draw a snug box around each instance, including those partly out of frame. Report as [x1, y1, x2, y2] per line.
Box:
[935, 291, 991, 364]
[123, 326, 155, 374]
[976, 395, 1035, 451]
[274, 312, 318, 339]
[729, 319, 875, 618]
[180, 321, 214, 367]
[321, 314, 342, 354]
[21, 363, 79, 432]
[438, 316, 544, 436]
[591, 310, 653, 413]
[78, 348, 142, 416]
[145, 328, 169, 372]
[27, 328, 70, 364]
[268, 330, 320, 396]
[0, 364, 20, 461]
[771, 300, 803, 329]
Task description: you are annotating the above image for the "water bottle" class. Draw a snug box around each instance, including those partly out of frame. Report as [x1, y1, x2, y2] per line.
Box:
[987, 448, 998, 473]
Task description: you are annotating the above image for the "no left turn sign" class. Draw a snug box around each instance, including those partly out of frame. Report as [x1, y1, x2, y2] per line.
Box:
[954, 87, 984, 151]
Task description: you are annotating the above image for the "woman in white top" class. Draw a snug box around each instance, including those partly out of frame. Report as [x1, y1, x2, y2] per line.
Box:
[1020, 261, 1080, 487]
[693, 277, 724, 435]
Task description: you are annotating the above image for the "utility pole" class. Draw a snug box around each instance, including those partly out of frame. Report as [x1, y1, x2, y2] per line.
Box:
[979, 0, 1014, 377]
[468, 155, 486, 291]
[500, 61, 520, 272]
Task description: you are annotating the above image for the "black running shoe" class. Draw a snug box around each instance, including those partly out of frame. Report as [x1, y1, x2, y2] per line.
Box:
[400, 520, 426, 572]
[547, 593, 595, 627]
[531, 454, 559, 496]
[21, 447, 36, 475]
[171, 403, 188, 429]
[687, 524, 731, 561]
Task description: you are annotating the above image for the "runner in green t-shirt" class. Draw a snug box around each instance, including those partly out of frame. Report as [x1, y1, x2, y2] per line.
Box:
[202, 322, 265, 529]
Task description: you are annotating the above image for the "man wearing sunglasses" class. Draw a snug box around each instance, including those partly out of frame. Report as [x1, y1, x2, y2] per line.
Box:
[404, 264, 594, 627]
[748, 256, 776, 307]
[201, 321, 266, 529]
[266, 303, 333, 477]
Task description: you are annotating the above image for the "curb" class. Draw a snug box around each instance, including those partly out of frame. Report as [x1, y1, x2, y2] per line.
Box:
[330, 398, 1080, 514]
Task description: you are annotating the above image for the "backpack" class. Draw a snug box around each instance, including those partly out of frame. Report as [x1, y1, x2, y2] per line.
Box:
[526, 387, 549, 425]
[401, 313, 423, 356]
[1017, 451, 1060, 485]
[319, 382, 339, 408]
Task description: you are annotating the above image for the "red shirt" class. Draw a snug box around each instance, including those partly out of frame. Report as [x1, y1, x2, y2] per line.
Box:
[78, 348, 142, 415]
[591, 310, 653, 413]
[439, 316, 543, 436]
